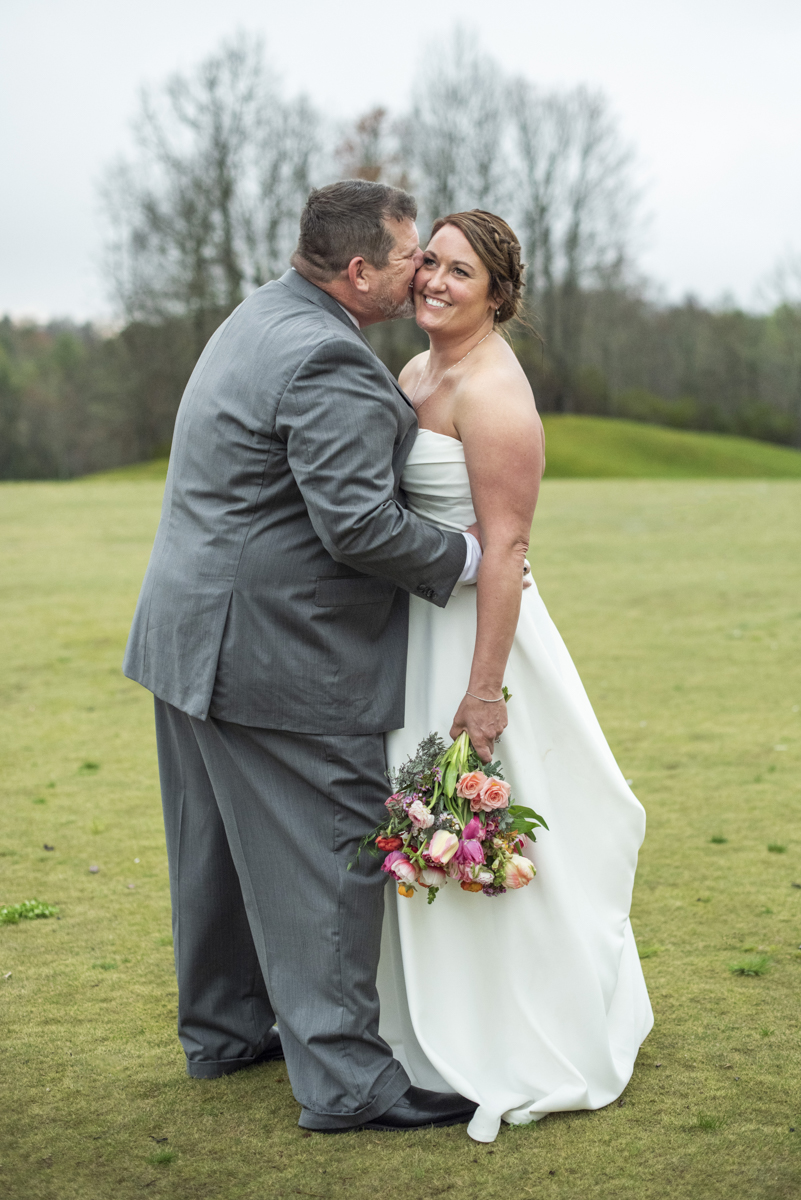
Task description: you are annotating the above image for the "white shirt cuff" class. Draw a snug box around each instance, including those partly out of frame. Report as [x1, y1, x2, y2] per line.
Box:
[458, 532, 482, 584]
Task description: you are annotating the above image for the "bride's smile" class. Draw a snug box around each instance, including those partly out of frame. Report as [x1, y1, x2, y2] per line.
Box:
[413, 223, 498, 344]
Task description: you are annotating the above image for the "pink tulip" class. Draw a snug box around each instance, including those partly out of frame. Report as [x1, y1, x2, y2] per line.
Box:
[453, 838, 485, 866]
[462, 817, 485, 841]
[381, 850, 406, 874]
[446, 859, 467, 881]
[504, 853, 536, 889]
[381, 850, 418, 885]
[456, 770, 488, 800]
[418, 866, 447, 888]
[427, 829, 459, 865]
[393, 858, 419, 885]
[448, 861, 494, 884]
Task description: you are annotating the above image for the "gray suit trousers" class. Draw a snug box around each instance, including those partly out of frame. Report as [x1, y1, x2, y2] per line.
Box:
[154, 699, 409, 1129]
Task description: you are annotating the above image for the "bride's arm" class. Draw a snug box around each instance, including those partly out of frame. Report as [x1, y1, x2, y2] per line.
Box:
[449, 364, 544, 761]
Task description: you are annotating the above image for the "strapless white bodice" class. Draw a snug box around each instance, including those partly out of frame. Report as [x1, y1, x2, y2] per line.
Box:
[401, 428, 476, 533]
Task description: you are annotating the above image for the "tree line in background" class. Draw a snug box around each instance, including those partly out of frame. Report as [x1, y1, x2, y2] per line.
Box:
[2, 31, 800, 480]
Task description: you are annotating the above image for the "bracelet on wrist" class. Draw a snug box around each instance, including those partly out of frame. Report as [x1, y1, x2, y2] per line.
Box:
[466, 690, 505, 703]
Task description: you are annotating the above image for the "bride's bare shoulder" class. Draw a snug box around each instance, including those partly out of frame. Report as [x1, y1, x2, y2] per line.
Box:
[457, 337, 539, 429]
[398, 350, 428, 393]
[456, 342, 544, 480]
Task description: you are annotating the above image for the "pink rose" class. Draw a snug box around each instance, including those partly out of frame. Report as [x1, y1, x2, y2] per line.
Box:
[504, 853, 536, 889]
[381, 851, 418, 885]
[418, 866, 447, 888]
[408, 799, 434, 829]
[456, 770, 488, 801]
[471, 777, 512, 812]
[427, 830, 459, 865]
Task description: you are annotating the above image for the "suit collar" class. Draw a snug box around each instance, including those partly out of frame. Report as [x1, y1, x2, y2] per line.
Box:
[278, 268, 416, 412]
[279, 268, 374, 349]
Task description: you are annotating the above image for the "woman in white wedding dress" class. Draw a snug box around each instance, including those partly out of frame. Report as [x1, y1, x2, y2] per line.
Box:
[377, 210, 653, 1144]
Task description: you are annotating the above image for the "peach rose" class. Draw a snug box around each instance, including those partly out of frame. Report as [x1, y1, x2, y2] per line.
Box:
[456, 770, 488, 800]
[471, 777, 512, 812]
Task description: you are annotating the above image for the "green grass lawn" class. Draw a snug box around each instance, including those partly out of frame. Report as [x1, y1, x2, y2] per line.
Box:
[1, 475, 800, 1199]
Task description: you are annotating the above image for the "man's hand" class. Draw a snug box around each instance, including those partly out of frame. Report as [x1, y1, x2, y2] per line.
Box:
[450, 693, 508, 764]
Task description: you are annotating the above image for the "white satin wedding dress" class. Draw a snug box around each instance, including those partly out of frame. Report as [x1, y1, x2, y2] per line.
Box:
[378, 428, 654, 1143]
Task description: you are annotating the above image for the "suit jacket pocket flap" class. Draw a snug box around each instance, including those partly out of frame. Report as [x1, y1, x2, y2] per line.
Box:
[314, 576, 396, 607]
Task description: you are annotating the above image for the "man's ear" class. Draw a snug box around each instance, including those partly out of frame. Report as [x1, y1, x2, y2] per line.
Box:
[346, 256, 370, 293]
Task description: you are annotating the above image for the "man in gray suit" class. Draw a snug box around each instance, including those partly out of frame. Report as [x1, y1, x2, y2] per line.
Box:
[124, 180, 480, 1131]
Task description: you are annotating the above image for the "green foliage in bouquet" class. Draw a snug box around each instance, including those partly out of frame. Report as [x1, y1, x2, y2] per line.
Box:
[386, 731, 447, 800]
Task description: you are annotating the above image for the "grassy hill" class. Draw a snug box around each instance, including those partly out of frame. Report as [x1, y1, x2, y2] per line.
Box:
[84, 416, 801, 483]
[541, 415, 801, 478]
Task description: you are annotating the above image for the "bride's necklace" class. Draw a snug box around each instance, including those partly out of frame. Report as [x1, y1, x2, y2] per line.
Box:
[411, 329, 493, 409]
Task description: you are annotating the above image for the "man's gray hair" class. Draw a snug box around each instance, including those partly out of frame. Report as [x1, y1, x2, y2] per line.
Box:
[291, 180, 417, 282]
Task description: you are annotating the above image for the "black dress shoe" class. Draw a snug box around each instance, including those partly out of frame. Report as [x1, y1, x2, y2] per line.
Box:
[252, 1028, 284, 1065]
[362, 1086, 477, 1131]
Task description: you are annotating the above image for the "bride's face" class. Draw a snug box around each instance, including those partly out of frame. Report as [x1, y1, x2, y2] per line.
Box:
[413, 225, 496, 338]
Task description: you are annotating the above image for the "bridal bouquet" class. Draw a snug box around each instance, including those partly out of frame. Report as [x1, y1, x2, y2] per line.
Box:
[355, 729, 547, 903]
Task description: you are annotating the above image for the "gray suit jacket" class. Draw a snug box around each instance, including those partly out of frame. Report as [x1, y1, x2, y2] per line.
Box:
[122, 268, 467, 733]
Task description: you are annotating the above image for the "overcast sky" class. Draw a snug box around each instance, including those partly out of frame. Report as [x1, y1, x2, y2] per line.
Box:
[2, 0, 800, 321]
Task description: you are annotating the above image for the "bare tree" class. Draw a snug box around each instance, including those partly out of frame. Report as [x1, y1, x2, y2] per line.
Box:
[103, 35, 321, 354]
[510, 81, 639, 405]
[404, 29, 509, 235]
[760, 250, 801, 309]
[243, 94, 321, 286]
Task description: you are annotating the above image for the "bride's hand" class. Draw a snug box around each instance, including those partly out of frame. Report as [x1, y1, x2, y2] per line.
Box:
[450, 694, 508, 764]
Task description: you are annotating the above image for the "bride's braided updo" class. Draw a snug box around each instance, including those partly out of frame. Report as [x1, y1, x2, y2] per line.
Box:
[429, 209, 524, 324]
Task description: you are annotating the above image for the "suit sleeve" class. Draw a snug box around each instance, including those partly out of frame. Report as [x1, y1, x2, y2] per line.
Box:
[275, 335, 467, 607]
